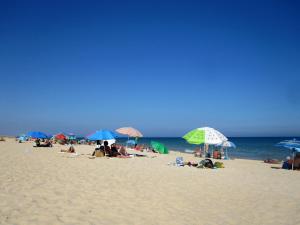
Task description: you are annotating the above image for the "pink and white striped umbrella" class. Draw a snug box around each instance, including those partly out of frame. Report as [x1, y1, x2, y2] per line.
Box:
[116, 127, 143, 137]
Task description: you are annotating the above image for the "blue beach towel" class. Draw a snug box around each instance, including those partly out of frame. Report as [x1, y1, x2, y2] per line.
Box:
[176, 157, 184, 166]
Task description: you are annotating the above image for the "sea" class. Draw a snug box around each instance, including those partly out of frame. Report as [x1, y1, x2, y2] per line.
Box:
[115, 137, 300, 161]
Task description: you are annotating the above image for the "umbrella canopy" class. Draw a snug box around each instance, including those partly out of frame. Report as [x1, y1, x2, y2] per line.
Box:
[26, 131, 48, 139]
[87, 130, 117, 141]
[276, 139, 300, 170]
[116, 127, 143, 137]
[67, 133, 77, 140]
[183, 127, 227, 145]
[276, 139, 300, 151]
[55, 133, 67, 140]
[217, 141, 236, 148]
[151, 141, 169, 154]
[217, 140, 236, 160]
[18, 135, 28, 142]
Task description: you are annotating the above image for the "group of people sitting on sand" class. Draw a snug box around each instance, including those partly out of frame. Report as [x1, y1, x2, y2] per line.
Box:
[91, 141, 130, 158]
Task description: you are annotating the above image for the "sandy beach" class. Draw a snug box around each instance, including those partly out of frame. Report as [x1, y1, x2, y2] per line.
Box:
[0, 138, 300, 225]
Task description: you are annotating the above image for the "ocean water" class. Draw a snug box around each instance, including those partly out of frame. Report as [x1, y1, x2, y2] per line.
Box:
[116, 137, 300, 160]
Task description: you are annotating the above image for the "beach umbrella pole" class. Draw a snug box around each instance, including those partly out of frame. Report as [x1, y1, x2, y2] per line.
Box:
[126, 136, 129, 149]
[292, 150, 295, 170]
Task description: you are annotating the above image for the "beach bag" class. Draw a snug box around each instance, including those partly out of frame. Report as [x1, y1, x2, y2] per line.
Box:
[95, 150, 105, 157]
[204, 159, 214, 168]
[214, 162, 224, 168]
[176, 157, 184, 166]
[197, 160, 206, 168]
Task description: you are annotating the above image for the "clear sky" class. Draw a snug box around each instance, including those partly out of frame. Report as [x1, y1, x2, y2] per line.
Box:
[0, 0, 299, 137]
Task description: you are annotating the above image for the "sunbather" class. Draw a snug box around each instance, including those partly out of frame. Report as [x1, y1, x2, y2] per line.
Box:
[61, 145, 75, 153]
[119, 146, 129, 156]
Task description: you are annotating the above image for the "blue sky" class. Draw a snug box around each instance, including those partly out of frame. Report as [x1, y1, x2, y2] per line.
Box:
[0, 0, 299, 137]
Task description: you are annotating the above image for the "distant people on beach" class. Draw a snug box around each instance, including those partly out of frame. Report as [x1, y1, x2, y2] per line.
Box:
[34, 139, 52, 147]
[61, 146, 75, 153]
[111, 143, 120, 157]
[61, 141, 75, 153]
[104, 141, 112, 156]
[34, 139, 41, 147]
[282, 153, 300, 170]
[194, 147, 202, 157]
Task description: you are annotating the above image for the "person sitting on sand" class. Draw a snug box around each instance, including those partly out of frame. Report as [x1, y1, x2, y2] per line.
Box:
[293, 153, 300, 170]
[41, 139, 52, 147]
[103, 141, 112, 156]
[110, 143, 120, 157]
[34, 139, 41, 147]
[194, 147, 202, 157]
[96, 140, 102, 149]
[61, 145, 75, 153]
[119, 146, 129, 156]
[282, 156, 293, 170]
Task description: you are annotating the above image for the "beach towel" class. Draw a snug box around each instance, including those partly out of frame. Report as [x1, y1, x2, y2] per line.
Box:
[176, 157, 184, 166]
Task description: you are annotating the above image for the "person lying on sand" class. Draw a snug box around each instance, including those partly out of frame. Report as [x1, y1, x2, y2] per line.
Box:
[34, 139, 52, 147]
[264, 159, 281, 164]
[61, 145, 75, 153]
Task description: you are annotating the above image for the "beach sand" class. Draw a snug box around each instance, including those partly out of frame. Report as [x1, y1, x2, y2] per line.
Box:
[1, 138, 300, 225]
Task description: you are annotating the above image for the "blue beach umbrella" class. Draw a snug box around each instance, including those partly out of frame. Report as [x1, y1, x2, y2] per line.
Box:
[217, 141, 236, 160]
[87, 130, 117, 141]
[276, 139, 300, 170]
[26, 131, 49, 139]
[18, 134, 28, 142]
[126, 140, 136, 145]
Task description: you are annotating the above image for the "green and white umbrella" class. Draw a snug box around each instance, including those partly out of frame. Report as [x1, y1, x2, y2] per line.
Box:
[183, 127, 227, 145]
